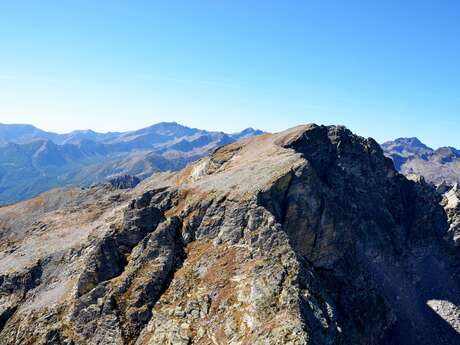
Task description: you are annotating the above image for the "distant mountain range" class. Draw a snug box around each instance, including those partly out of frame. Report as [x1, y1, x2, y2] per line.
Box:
[0, 122, 263, 204]
[381, 137, 460, 185]
[1, 122, 458, 205]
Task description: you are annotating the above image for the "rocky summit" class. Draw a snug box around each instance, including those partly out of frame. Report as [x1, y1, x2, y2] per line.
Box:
[0, 124, 459, 345]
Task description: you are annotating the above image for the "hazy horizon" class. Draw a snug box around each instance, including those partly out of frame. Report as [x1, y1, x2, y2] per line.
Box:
[0, 119, 449, 149]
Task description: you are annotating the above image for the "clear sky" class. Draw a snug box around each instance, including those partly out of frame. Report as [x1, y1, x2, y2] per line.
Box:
[0, 1, 459, 147]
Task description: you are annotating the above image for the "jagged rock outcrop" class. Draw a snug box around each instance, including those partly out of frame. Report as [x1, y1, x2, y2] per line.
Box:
[441, 184, 460, 246]
[108, 175, 141, 189]
[0, 124, 458, 345]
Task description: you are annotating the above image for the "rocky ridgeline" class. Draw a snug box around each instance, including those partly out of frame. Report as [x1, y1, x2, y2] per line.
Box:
[0, 124, 458, 345]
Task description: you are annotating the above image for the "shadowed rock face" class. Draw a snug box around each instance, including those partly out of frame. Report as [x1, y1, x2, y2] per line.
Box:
[108, 175, 141, 189]
[0, 124, 458, 345]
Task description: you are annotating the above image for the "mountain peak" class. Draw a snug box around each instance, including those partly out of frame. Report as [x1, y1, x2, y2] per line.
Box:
[394, 136, 431, 148]
[1, 124, 458, 344]
[230, 127, 265, 140]
[0, 123, 55, 145]
[382, 137, 433, 151]
[381, 137, 460, 185]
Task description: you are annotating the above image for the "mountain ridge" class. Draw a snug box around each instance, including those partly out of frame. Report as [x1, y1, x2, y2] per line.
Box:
[0, 124, 458, 344]
[0, 122, 264, 204]
[382, 137, 460, 184]
[0, 122, 263, 146]
[1, 122, 459, 205]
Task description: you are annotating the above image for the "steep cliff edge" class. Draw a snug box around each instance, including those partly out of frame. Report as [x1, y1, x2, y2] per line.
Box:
[0, 124, 458, 345]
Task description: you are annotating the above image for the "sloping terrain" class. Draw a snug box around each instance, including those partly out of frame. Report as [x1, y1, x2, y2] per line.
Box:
[0, 122, 263, 204]
[0, 124, 458, 345]
[382, 137, 460, 185]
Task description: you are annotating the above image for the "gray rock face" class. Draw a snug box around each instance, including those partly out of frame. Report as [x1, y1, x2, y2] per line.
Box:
[108, 175, 141, 189]
[442, 184, 460, 246]
[0, 124, 458, 345]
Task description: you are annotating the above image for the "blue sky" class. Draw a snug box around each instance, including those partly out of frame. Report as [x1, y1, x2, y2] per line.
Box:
[0, 1, 459, 147]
